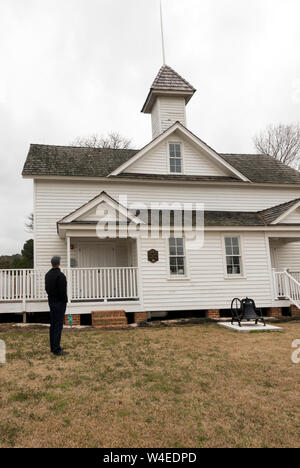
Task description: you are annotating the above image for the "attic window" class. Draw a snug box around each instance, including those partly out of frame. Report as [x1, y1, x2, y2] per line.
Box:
[169, 142, 182, 174]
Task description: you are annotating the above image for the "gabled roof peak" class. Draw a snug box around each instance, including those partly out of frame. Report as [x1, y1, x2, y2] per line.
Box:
[142, 65, 196, 113]
[152, 65, 196, 93]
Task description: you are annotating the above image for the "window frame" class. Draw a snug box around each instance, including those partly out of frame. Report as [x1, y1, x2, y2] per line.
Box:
[167, 237, 189, 280]
[222, 234, 245, 279]
[168, 141, 184, 175]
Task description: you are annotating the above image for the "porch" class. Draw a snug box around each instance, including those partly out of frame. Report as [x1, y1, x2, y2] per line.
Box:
[269, 236, 300, 309]
[0, 235, 141, 314]
[0, 266, 139, 307]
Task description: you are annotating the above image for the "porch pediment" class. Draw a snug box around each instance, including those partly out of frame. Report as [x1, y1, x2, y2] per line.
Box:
[57, 191, 142, 237]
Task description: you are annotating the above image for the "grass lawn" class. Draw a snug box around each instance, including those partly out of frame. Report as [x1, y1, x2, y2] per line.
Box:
[0, 321, 300, 448]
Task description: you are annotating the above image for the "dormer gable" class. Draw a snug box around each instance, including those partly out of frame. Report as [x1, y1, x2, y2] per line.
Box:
[109, 122, 250, 182]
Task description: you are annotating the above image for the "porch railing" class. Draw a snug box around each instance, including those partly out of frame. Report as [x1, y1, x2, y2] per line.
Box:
[289, 270, 300, 284]
[273, 269, 300, 309]
[71, 267, 139, 301]
[0, 269, 47, 302]
[0, 267, 139, 303]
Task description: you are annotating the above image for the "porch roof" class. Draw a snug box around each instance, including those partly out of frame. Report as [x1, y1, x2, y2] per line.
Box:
[258, 198, 300, 224]
[57, 195, 300, 238]
[58, 210, 264, 229]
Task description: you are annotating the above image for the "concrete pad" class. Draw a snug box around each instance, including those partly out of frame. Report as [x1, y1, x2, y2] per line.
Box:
[218, 322, 283, 333]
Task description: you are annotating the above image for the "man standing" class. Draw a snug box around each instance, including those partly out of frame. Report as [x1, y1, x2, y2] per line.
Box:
[45, 256, 69, 356]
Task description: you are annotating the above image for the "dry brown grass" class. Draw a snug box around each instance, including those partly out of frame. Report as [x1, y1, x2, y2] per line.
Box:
[0, 322, 300, 448]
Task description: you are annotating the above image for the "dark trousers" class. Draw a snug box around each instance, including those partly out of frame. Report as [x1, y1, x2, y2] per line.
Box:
[49, 302, 67, 353]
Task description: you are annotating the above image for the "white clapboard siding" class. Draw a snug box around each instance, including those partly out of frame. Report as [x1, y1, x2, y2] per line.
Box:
[139, 232, 273, 311]
[126, 130, 229, 176]
[34, 179, 300, 269]
[181, 135, 230, 176]
[151, 99, 161, 139]
[126, 140, 168, 174]
[159, 96, 186, 133]
[77, 202, 128, 222]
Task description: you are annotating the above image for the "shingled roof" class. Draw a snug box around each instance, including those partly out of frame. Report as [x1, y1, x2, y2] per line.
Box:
[142, 65, 196, 113]
[22, 144, 138, 178]
[258, 198, 300, 224]
[22, 144, 300, 185]
[221, 153, 300, 185]
[151, 65, 196, 93]
[58, 209, 265, 227]
[56, 189, 300, 228]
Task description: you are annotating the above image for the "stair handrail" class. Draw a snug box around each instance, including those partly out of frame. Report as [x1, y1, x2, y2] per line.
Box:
[283, 269, 300, 308]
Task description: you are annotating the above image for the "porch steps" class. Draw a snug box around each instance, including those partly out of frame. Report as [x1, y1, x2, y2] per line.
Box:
[92, 310, 128, 329]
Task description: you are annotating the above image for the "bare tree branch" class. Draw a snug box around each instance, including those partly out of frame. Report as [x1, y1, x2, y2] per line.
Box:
[25, 213, 34, 233]
[71, 132, 133, 150]
[254, 123, 300, 169]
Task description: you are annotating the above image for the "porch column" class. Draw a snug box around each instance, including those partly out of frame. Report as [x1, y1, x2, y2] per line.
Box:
[136, 235, 144, 308]
[67, 236, 72, 303]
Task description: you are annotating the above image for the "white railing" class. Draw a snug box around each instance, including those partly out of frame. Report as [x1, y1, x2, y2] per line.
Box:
[71, 267, 139, 301]
[0, 269, 47, 302]
[273, 271, 286, 298]
[273, 269, 300, 309]
[0, 267, 139, 303]
[289, 270, 300, 284]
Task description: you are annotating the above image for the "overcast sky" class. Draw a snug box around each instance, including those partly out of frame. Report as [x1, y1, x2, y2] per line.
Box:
[0, 0, 299, 255]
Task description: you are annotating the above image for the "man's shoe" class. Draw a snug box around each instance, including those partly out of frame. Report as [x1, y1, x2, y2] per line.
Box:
[53, 350, 69, 356]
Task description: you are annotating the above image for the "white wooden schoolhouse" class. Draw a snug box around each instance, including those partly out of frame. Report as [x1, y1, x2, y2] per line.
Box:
[2, 65, 300, 324]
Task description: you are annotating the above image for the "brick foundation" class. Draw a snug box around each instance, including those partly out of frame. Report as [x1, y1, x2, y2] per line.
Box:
[64, 314, 81, 326]
[267, 307, 282, 318]
[134, 312, 148, 324]
[290, 305, 300, 318]
[92, 310, 128, 328]
[206, 310, 220, 320]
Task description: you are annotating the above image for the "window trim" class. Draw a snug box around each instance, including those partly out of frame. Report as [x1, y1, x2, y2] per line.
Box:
[166, 237, 190, 280]
[221, 234, 245, 279]
[168, 140, 184, 175]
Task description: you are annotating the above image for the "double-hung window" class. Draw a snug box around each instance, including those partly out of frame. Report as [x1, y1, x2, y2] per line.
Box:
[224, 236, 242, 276]
[169, 142, 182, 174]
[169, 237, 185, 276]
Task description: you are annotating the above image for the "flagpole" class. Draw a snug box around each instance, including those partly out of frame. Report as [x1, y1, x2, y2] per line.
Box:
[160, 0, 166, 65]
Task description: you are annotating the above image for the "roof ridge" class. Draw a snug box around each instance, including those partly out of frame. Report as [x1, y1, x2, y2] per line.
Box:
[220, 153, 263, 156]
[30, 143, 139, 152]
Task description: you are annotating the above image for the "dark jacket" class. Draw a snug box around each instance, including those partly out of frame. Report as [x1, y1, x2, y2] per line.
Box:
[45, 268, 68, 304]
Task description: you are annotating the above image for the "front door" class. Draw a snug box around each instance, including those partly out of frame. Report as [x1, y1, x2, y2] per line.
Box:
[78, 242, 116, 268]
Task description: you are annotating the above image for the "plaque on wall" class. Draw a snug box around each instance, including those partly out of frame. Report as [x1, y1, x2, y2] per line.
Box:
[148, 249, 159, 263]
